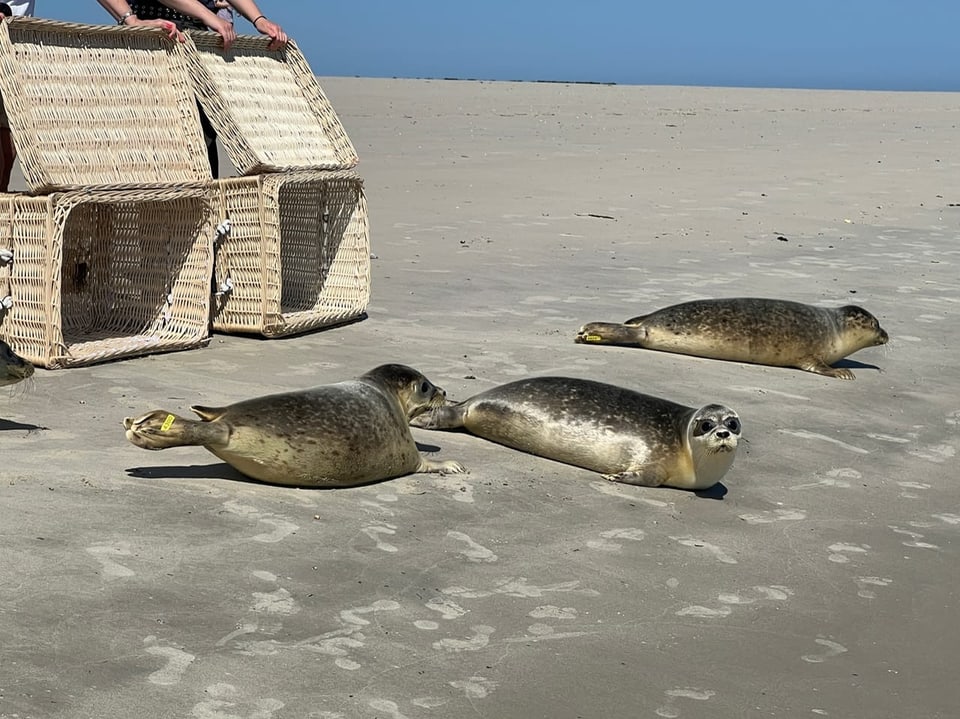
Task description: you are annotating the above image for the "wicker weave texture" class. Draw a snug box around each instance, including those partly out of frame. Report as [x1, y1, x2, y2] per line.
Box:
[0, 18, 211, 192]
[212, 170, 370, 337]
[186, 33, 358, 175]
[0, 188, 214, 368]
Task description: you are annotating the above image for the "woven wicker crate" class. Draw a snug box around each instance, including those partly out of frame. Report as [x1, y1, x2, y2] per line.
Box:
[0, 18, 210, 192]
[211, 170, 370, 337]
[0, 188, 213, 368]
[185, 33, 358, 175]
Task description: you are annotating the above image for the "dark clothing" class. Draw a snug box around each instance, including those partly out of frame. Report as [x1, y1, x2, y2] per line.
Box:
[127, 1, 221, 31]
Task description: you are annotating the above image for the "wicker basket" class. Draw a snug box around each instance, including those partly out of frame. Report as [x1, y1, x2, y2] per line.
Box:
[0, 17, 210, 192]
[0, 188, 214, 368]
[211, 170, 370, 337]
[185, 33, 358, 175]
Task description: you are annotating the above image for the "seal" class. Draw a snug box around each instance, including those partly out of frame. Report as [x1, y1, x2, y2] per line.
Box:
[0, 339, 34, 386]
[411, 376, 741, 490]
[123, 364, 466, 487]
[575, 298, 888, 379]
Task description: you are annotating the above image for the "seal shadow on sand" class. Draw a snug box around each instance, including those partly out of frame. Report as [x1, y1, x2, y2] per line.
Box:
[694, 482, 728, 500]
[125, 441, 447, 486]
[0, 418, 48, 432]
[830, 358, 882, 373]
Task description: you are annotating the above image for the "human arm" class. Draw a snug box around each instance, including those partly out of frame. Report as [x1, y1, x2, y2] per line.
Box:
[95, 0, 183, 41]
[226, 0, 288, 50]
[156, 0, 238, 49]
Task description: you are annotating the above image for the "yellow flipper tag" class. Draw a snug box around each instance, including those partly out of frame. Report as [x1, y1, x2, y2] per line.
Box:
[160, 414, 176, 432]
[584, 334, 602, 342]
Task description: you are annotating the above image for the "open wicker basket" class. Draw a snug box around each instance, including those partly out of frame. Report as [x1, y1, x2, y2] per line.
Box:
[0, 18, 211, 192]
[185, 32, 358, 175]
[211, 170, 369, 337]
[0, 188, 214, 368]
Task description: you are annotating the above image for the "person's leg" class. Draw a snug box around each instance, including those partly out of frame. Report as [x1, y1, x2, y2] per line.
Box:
[197, 104, 219, 179]
[0, 127, 13, 193]
[0, 92, 12, 192]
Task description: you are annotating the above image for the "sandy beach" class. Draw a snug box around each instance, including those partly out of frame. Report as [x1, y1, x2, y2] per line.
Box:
[2, 78, 958, 718]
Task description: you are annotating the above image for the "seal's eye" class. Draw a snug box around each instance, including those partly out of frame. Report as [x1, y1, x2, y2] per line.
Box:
[698, 419, 716, 433]
[420, 381, 431, 394]
[725, 418, 741, 433]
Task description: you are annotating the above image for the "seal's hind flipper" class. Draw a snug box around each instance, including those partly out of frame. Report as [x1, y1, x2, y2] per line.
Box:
[191, 405, 230, 421]
[123, 409, 228, 450]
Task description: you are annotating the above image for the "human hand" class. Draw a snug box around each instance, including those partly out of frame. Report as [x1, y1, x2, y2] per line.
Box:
[210, 15, 237, 50]
[213, 0, 230, 7]
[252, 16, 287, 51]
[131, 18, 185, 43]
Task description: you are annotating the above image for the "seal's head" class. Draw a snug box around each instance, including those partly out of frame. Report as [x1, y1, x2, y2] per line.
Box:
[687, 404, 741, 488]
[0, 340, 35, 387]
[691, 405, 741, 453]
[574, 322, 642, 346]
[361, 364, 448, 420]
[837, 305, 889, 349]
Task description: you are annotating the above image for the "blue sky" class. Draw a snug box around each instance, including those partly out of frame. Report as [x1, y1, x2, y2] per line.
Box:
[47, 1, 960, 91]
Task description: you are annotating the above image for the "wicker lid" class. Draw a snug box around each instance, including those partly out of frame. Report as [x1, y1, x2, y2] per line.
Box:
[185, 32, 358, 175]
[0, 18, 212, 192]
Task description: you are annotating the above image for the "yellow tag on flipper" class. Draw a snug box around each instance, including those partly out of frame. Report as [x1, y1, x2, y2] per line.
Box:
[584, 334, 602, 342]
[160, 414, 176, 432]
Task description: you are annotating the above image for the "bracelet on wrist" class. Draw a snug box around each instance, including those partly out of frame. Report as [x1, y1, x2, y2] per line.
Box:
[251, 14, 266, 28]
[117, 11, 135, 25]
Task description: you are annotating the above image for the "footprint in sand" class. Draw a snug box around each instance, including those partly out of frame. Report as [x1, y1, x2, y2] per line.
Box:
[737, 509, 807, 524]
[221, 501, 299, 543]
[144, 636, 195, 686]
[655, 687, 717, 718]
[889, 526, 940, 550]
[855, 576, 892, 599]
[447, 530, 498, 563]
[362, 524, 399, 553]
[86, 542, 136, 579]
[432, 625, 495, 653]
[586, 528, 646, 551]
[449, 676, 498, 700]
[827, 542, 870, 564]
[190, 683, 284, 719]
[670, 536, 737, 564]
[801, 637, 848, 664]
[588, 480, 671, 507]
[367, 699, 410, 719]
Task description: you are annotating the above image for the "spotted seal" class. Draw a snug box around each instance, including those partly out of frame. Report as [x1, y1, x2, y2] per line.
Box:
[575, 298, 888, 379]
[123, 364, 466, 487]
[411, 376, 740, 490]
[0, 339, 34, 386]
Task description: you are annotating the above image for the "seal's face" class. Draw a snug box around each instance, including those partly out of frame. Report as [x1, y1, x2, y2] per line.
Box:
[683, 404, 741, 488]
[840, 306, 889, 348]
[0, 340, 34, 386]
[690, 404, 742, 454]
[362, 363, 448, 420]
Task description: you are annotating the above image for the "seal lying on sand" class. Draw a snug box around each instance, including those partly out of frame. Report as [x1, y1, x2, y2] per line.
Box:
[412, 376, 740, 490]
[124, 364, 466, 487]
[575, 298, 888, 379]
[0, 340, 34, 386]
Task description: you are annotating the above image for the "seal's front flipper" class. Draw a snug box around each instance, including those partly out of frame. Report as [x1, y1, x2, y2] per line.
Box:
[799, 358, 856, 380]
[416, 457, 468, 474]
[603, 465, 668, 487]
[410, 405, 467, 430]
[123, 409, 230, 450]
